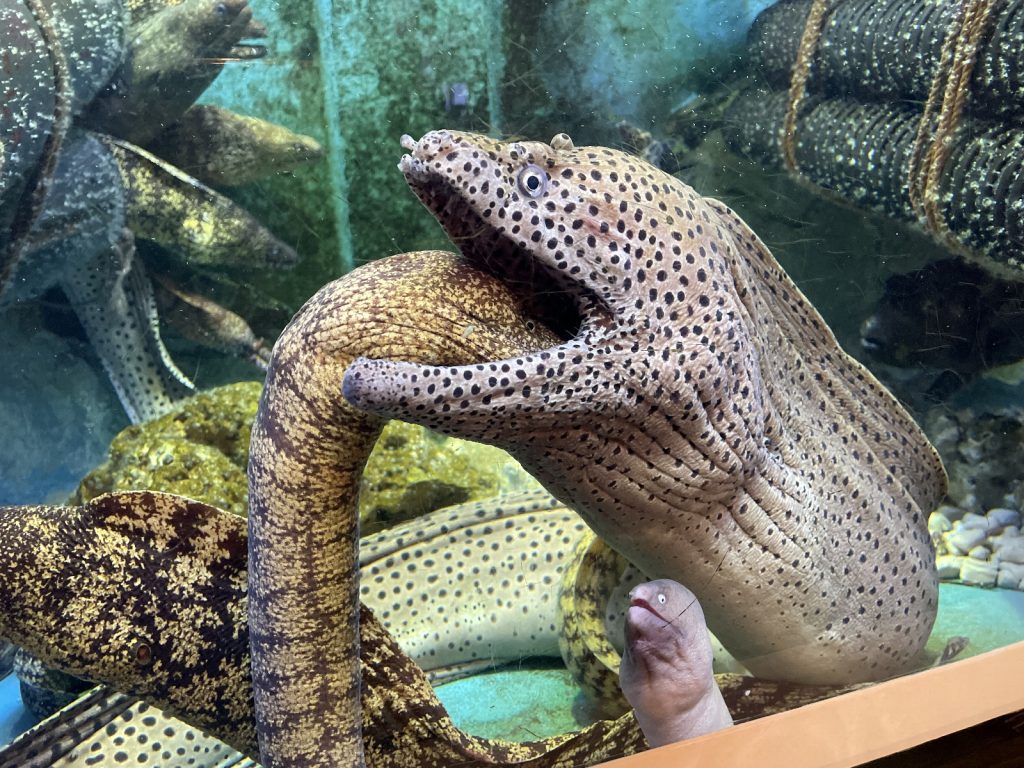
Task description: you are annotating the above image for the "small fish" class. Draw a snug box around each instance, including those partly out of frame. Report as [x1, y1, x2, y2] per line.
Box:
[619, 579, 733, 747]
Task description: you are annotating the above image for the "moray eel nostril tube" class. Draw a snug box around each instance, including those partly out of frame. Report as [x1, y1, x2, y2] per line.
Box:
[343, 130, 948, 687]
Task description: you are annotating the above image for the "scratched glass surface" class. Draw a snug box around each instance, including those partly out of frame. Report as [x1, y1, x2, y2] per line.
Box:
[0, 0, 1022, 763]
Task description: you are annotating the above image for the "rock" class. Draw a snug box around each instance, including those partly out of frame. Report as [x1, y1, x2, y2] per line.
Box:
[986, 507, 1021, 530]
[928, 511, 953, 535]
[74, 381, 261, 516]
[936, 554, 965, 579]
[934, 503, 965, 523]
[359, 420, 542, 534]
[958, 512, 990, 530]
[959, 559, 998, 587]
[923, 407, 1024, 513]
[997, 562, 1024, 590]
[993, 537, 1024, 565]
[968, 546, 991, 561]
[944, 525, 988, 555]
[990, 527, 1021, 550]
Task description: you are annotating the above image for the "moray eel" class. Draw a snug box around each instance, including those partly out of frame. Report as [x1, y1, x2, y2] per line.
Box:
[358, 489, 587, 676]
[146, 105, 324, 188]
[4, 129, 196, 423]
[246, 247, 570, 766]
[343, 130, 948, 685]
[152, 273, 271, 370]
[2, 687, 257, 768]
[619, 579, 733, 747]
[82, 0, 266, 146]
[104, 135, 298, 269]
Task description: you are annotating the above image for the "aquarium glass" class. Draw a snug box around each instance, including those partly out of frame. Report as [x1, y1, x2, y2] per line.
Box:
[1, 0, 1023, 764]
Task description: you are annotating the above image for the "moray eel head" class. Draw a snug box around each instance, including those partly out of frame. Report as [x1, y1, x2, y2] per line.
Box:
[396, 130, 635, 328]
[345, 130, 666, 436]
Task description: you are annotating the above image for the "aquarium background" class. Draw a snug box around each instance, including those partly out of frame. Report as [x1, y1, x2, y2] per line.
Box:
[2, 0, 1024, 762]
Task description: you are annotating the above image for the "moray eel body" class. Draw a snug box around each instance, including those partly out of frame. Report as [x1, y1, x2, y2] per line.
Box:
[146, 105, 324, 188]
[245, 249, 568, 766]
[620, 579, 733, 747]
[343, 131, 948, 685]
[152, 272, 271, 370]
[2, 687, 256, 768]
[105, 135, 298, 269]
[359, 489, 587, 675]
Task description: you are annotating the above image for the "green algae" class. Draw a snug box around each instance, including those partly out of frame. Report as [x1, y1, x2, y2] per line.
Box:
[73, 382, 261, 516]
[359, 420, 541, 535]
[74, 382, 540, 530]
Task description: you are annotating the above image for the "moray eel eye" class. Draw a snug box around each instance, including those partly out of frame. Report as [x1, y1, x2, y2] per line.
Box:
[133, 641, 154, 667]
[517, 164, 549, 198]
[657, 593, 666, 605]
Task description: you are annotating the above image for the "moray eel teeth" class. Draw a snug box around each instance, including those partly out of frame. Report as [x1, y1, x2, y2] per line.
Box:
[344, 130, 947, 686]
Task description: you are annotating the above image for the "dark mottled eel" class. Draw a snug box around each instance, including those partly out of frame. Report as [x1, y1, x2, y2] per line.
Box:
[344, 131, 948, 685]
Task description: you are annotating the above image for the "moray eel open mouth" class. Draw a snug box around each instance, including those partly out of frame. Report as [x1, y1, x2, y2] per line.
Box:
[398, 131, 605, 344]
[628, 597, 669, 624]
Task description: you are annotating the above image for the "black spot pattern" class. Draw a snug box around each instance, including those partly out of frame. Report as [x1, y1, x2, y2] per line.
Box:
[358, 490, 587, 674]
[344, 130, 948, 685]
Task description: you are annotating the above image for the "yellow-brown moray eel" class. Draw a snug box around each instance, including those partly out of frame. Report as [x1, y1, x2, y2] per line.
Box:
[245, 248, 613, 767]
[343, 131, 948, 686]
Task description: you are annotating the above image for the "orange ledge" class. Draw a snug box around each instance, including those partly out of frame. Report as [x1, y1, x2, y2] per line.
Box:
[600, 640, 1024, 767]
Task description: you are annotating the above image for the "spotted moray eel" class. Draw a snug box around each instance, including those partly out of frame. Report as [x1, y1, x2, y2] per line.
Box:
[344, 131, 948, 687]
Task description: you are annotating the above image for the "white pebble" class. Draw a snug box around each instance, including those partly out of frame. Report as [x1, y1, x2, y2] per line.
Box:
[928, 512, 952, 535]
[987, 508, 1021, 530]
[936, 554, 965, 579]
[935, 504, 965, 523]
[959, 559, 998, 587]
[968, 546, 991, 561]
[944, 526, 988, 555]
[990, 526, 1020, 547]
[994, 537, 1024, 565]
[958, 512, 990, 530]
[996, 562, 1024, 590]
